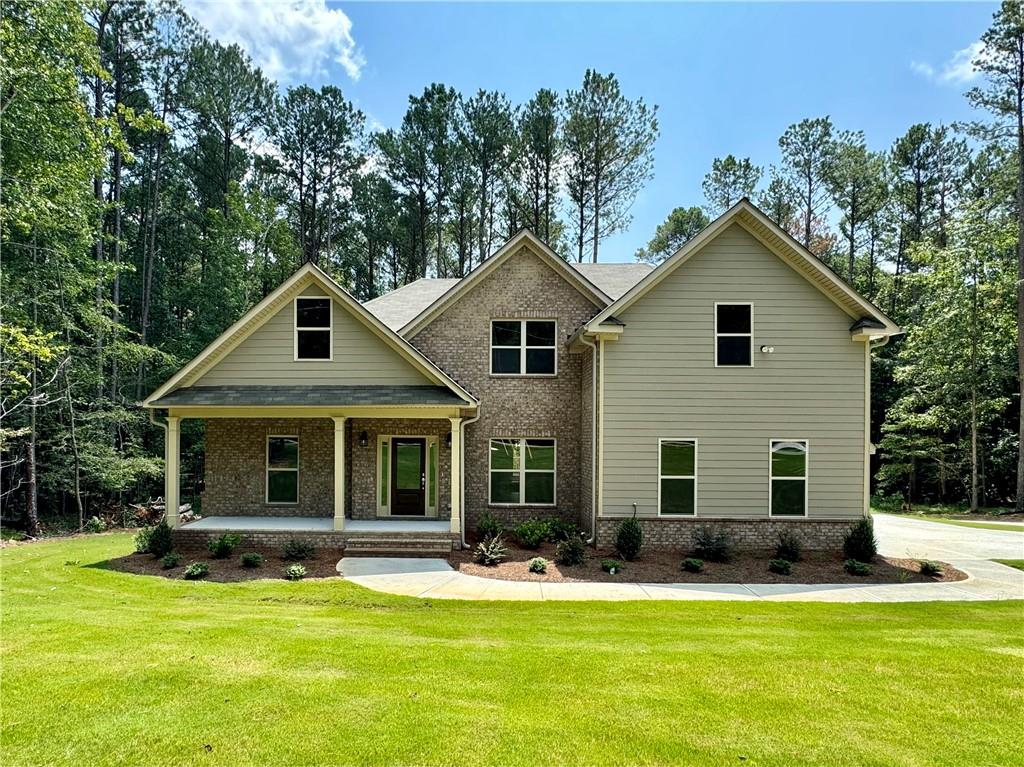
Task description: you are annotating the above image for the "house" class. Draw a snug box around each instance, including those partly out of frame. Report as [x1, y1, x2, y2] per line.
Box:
[142, 200, 900, 554]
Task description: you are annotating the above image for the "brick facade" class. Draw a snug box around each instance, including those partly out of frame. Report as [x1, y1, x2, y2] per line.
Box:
[410, 246, 600, 532]
[595, 516, 857, 552]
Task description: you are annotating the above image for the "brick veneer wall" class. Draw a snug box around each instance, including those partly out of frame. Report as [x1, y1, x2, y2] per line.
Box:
[172, 528, 459, 553]
[410, 246, 601, 532]
[596, 517, 857, 551]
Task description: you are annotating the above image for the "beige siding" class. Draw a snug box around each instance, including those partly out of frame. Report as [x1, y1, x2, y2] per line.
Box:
[195, 293, 433, 387]
[601, 223, 866, 520]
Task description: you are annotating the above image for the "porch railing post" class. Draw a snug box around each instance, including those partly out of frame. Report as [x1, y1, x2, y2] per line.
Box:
[332, 416, 347, 530]
[449, 417, 462, 535]
[165, 416, 181, 529]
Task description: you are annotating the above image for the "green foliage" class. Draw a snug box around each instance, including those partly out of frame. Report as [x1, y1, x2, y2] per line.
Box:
[692, 526, 733, 563]
[83, 516, 106, 534]
[555, 535, 586, 566]
[542, 517, 579, 543]
[282, 539, 314, 561]
[681, 557, 704, 573]
[474, 534, 508, 566]
[528, 556, 547, 574]
[476, 513, 503, 540]
[147, 521, 174, 559]
[919, 560, 944, 577]
[775, 530, 803, 562]
[161, 553, 182, 569]
[768, 558, 793, 576]
[702, 155, 762, 215]
[207, 534, 241, 559]
[284, 563, 307, 581]
[240, 552, 264, 568]
[614, 515, 643, 561]
[183, 562, 209, 580]
[635, 206, 709, 263]
[514, 519, 549, 550]
[844, 559, 873, 576]
[133, 527, 154, 554]
[601, 559, 622, 574]
[843, 519, 878, 562]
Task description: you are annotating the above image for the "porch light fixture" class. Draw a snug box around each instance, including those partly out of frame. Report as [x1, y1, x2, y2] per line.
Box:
[359, 430, 369, 448]
[760, 345, 775, 354]
[445, 433, 452, 449]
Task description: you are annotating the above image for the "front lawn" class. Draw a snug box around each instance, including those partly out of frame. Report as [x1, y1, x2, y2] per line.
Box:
[2, 534, 1022, 767]
[994, 559, 1024, 571]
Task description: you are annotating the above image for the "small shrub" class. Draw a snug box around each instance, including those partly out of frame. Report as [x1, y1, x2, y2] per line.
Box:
[207, 533, 241, 559]
[615, 515, 643, 561]
[476, 512, 503, 540]
[543, 516, 580, 543]
[842, 518, 877, 562]
[161, 552, 182, 569]
[474, 534, 508, 566]
[844, 559, 872, 576]
[775, 530, 802, 562]
[284, 563, 307, 580]
[83, 516, 106, 533]
[134, 526, 154, 554]
[528, 556, 548, 574]
[692, 525, 733, 562]
[240, 552, 264, 568]
[183, 562, 209, 580]
[515, 519, 549, 550]
[148, 520, 174, 558]
[555, 535, 586, 566]
[919, 560, 943, 577]
[768, 558, 792, 575]
[601, 558, 622, 575]
[681, 557, 704, 573]
[282, 539, 314, 561]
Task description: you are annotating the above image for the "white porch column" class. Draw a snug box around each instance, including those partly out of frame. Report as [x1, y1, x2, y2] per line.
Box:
[332, 416, 347, 530]
[449, 417, 462, 535]
[165, 416, 181, 529]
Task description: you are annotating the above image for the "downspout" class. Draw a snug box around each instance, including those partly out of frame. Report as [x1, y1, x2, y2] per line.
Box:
[459, 407, 481, 549]
[580, 335, 598, 544]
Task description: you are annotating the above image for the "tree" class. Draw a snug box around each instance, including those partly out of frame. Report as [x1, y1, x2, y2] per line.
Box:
[779, 117, 835, 249]
[635, 207, 709, 264]
[826, 131, 887, 283]
[757, 166, 798, 230]
[702, 155, 761, 215]
[563, 70, 658, 262]
[512, 88, 561, 243]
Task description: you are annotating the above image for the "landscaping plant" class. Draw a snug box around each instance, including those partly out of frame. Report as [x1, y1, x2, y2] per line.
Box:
[474, 534, 508, 566]
[183, 562, 209, 580]
[476, 512, 503, 540]
[543, 516, 579, 543]
[775, 530, 802, 562]
[147, 521, 174, 559]
[83, 516, 106, 533]
[692, 525, 733, 562]
[768, 558, 792, 575]
[555, 535, 585, 566]
[528, 556, 547, 574]
[515, 519, 549, 550]
[161, 553, 182, 569]
[843, 518, 877, 562]
[240, 552, 264, 568]
[844, 559, 872, 576]
[285, 563, 307, 580]
[681, 557, 704, 573]
[919, 560, 943, 577]
[615, 515, 643, 561]
[282, 539, 315, 561]
[601, 558, 622, 575]
[133, 527, 154, 554]
[207, 533, 241, 559]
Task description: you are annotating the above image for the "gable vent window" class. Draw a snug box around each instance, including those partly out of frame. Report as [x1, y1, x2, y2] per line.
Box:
[715, 303, 752, 366]
[491, 320, 556, 375]
[295, 298, 332, 360]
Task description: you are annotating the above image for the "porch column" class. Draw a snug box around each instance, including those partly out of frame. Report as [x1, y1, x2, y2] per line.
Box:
[165, 416, 181, 529]
[449, 417, 462, 535]
[332, 416, 347, 530]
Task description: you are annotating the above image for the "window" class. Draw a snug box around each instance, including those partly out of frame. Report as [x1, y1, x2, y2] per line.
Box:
[267, 436, 299, 504]
[491, 320, 556, 375]
[715, 303, 752, 366]
[659, 439, 697, 515]
[295, 297, 332, 360]
[770, 440, 807, 517]
[489, 438, 556, 505]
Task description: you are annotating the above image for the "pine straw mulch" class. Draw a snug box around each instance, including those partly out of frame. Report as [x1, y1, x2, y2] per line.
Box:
[106, 545, 340, 582]
[449, 541, 967, 585]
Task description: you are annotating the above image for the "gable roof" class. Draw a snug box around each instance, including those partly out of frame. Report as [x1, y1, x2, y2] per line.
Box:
[397, 229, 613, 337]
[364, 278, 461, 332]
[570, 263, 654, 299]
[583, 199, 902, 337]
[142, 262, 477, 408]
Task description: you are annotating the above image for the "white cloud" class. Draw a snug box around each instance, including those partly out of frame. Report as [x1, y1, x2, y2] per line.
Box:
[912, 41, 983, 85]
[183, 0, 365, 83]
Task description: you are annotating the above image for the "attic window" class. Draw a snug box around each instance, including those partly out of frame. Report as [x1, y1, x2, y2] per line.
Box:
[295, 298, 332, 360]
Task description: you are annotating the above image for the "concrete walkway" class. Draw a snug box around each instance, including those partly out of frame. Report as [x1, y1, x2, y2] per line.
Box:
[337, 514, 1024, 602]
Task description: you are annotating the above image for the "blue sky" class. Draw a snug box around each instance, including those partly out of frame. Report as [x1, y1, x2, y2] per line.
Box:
[185, 1, 998, 262]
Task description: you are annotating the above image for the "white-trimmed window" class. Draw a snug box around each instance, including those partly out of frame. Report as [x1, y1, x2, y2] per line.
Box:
[659, 439, 697, 515]
[715, 303, 752, 366]
[770, 440, 807, 517]
[491, 320, 556, 375]
[267, 435, 299, 504]
[295, 297, 332, 360]
[489, 438, 556, 505]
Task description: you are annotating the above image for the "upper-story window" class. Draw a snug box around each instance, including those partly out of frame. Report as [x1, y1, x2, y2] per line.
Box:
[715, 303, 752, 366]
[295, 298, 332, 360]
[491, 320, 556, 375]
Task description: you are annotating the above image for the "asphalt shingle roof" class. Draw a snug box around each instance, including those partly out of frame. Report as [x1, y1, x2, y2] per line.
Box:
[569, 262, 653, 300]
[149, 385, 470, 407]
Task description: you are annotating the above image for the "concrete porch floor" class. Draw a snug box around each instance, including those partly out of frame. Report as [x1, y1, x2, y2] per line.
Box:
[183, 516, 451, 533]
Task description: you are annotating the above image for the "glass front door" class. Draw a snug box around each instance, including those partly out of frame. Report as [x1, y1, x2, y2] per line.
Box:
[390, 438, 426, 516]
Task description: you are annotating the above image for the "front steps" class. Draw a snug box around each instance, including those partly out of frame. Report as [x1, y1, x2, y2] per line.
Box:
[172, 526, 460, 556]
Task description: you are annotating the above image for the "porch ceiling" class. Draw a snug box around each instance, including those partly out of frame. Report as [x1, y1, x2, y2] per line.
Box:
[148, 384, 471, 408]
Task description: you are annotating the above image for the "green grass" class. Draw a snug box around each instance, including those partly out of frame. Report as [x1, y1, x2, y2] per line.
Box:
[2, 534, 1023, 767]
[892, 516, 1024, 533]
[994, 559, 1024, 571]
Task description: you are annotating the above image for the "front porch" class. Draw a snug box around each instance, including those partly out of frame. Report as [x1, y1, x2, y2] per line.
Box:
[185, 516, 451, 533]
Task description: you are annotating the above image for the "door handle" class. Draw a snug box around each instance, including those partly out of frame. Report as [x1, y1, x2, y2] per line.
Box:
[421, 473, 425, 489]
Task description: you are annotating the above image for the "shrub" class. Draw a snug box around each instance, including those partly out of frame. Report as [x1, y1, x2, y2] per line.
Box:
[843, 518, 877, 562]
[768, 558, 792, 575]
[515, 519, 549, 550]
[681, 557, 704, 573]
[282, 539, 314, 561]
[161, 552, 182, 569]
[134, 527, 154, 554]
[240, 552, 264, 568]
[601, 558, 623, 575]
[207, 533, 241, 559]
[476, 512, 503, 540]
[474, 534, 508, 566]
[183, 562, 209, 580]
[615, 515, 643, 561]
[919, 560, 943, 577]
[544, 517, 580, 543]
[284, 563, 307, 580]
[844, 559, 872, 576]
[83, 516, 106, 533]
[775, 530, 802, 562]
[528, 556, 547, 574]
[692, 526, 732, 562]
[148, 521, 174, 558]
[555, 535, 586, 566]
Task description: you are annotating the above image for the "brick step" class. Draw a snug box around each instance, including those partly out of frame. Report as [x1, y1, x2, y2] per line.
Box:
[343, 546, 453, 558]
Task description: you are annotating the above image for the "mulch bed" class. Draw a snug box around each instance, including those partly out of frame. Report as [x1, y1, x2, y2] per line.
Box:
[449, 541, 967, 585]
[106, 545, 340, 582]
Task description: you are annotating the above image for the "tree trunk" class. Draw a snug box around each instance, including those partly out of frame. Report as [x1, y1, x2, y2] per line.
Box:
[1016, 50, 1024, 513]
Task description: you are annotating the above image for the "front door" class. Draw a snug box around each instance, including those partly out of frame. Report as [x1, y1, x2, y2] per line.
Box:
[391, 438, 426, 515]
